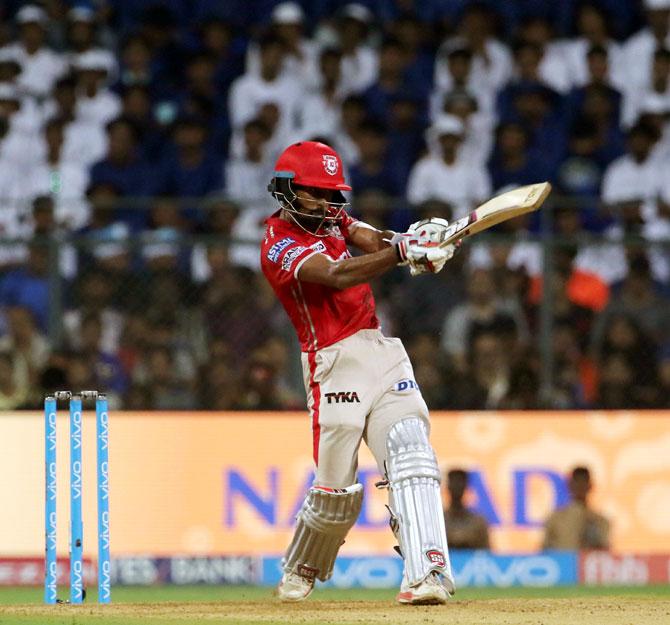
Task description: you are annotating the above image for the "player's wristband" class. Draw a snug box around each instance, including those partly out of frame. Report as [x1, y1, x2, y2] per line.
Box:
[395, 241, 407, 264]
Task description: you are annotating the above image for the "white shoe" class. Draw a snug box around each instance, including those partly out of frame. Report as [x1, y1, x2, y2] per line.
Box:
[277, 571, 315, 602]
[396, 572, 451, 605]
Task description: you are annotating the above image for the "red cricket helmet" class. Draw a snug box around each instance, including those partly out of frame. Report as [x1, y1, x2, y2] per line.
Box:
[268, 141, 351, 236]
[272, 141, 352, 191]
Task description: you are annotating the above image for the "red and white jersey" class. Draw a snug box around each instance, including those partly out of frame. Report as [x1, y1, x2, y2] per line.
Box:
[261, 211, 379, 352]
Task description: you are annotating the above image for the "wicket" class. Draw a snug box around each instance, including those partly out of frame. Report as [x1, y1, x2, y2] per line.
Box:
[44, 390, 111, 604]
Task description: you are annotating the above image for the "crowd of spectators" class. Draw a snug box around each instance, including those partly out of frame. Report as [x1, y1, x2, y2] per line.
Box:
[0, 0, 669, 410]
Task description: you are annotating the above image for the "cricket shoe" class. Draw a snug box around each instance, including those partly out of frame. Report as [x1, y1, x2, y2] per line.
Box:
[277, 571, 314, 602]
[396, 572, 452, 605]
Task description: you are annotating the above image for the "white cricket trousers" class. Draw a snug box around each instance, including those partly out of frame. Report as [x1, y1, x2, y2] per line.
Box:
[300, 328, 430, 488]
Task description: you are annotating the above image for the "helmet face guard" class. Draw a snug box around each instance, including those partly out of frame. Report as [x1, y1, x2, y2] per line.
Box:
[268, 173, 349, 237]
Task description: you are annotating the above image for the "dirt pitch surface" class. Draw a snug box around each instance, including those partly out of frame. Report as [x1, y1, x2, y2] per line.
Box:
[2, 597, 670, 625]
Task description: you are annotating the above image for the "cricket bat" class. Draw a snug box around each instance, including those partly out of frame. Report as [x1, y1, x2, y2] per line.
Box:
[439, 182, 552, 248]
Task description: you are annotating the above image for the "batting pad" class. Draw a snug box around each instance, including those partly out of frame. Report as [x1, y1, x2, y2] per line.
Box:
[283, 483, 363, 582]
[386, 418, 455, 590]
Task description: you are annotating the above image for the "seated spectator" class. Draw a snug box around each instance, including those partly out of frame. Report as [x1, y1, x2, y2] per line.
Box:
[386, 94, 426, 180]
[73, 311, 129, 405]
[440, 267, 525, 372]
[0, 244, 50, 332]
[0, 350, 30, 409]
[195, 17, 246, 93]
[0, 5, 66, 98]
[451, 329, 514, 409]
[387, 12, 434, 93]
[592, 253, 670, 348]
[332, 3, 378, 94]
[542, 466, 610, 550]
[566, 44, 623, 134]
[135, 346, 196, 410]
[443, 89, 493, 167]
[488, 121, 551, 191]
[624, 47, 670, 129]
[516, 16, 571, 93]
[0, 83, 42, 167]
[228, 34, 300, 154]
[64, 6, 117, 80]
[116, 34, 156, 92]
[73, 50, 121, 126]
[332, 94, 366, 167]
[41, 77, 108, 168]
[498, 81, 567, 170]
[601, 120, 669, 281]
[433, 37, 493, 120]
[298, 48, 348, 141]
[407, 115, 491, 219]
[89, 117, 163, 228]
[621, 0, 670, 95]
[26, 117, 90, 230]
[245, 2, 317, 85]
[564, 4, 626, 90]
[163, 116, 223, 219]
[501, 359, 541, 409]
[191, 199, 240, 281]
[594, 313, 661, 408]
[349, 119, 406, 197]
[118, 84, 164, 157]
[0, 306, 49, 391]
[444, 468, 490, 549]
[456, 3, 512, 93]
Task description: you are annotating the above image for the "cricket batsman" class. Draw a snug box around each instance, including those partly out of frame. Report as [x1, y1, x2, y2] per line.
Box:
[261, 141, 458, 604]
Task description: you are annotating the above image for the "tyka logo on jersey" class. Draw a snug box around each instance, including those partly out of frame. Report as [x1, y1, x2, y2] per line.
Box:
[324, 391, 360, 404]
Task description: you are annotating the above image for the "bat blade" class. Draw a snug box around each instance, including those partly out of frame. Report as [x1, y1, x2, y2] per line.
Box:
[439, 182, 552, 247]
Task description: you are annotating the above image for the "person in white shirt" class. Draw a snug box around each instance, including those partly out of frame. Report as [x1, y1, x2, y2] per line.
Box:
[516, 16, 572, 93]
[601, 120, 670, 281]
[456, 3, 512, 92]
[228, 34, 300, 154]
[623, 47, 670, 127]
[0, 5, 66, 98]
[245, 2, 318, 86]
[73, 50, 121, 126]
[406, 114, 491, 219]
[65, 6, 118, 82]
[298, 48, 349, 139]
[225, 119, 275, 269]
[433, 37, 494, 120]
[40, 76, 107, 167]
[333, 3, 378, 94]
[563, 3, 626, 91]
[26, 117, 90, 230]
[622, 0, 670, 93]
[0, 83, 42, 166]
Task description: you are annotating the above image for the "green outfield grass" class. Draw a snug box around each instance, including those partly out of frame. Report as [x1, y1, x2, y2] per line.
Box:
[1, 585, 669, 625]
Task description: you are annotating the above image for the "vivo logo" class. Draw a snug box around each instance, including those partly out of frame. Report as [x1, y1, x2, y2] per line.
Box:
[99, 559, 111, 600]
[455, 553, 561, 587]
[72, 411, 82, 448]
[46, 512, 57, 549]
[71, 461, 82, 499]
[100, 511, 111, 550]
[98, 411, 109, 451]
[47, 462, 57, 501]
[99, 461, 109, 501]
[46, 561, 58, 598]
[71, 559, 83, 595]
[47, 411, 57, 450]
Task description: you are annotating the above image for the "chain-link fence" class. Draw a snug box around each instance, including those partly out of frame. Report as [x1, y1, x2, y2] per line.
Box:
[0, 195, 669, 411]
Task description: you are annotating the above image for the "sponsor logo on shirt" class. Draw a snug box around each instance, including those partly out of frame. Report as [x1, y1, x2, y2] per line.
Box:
[393, 378, 420, 392]
[310, 241, 327, 253]
[328, 225, 344, 240]
[324, 391, 360, 404]
[281, 245, 307, 271]
[267, 237, 295, 263]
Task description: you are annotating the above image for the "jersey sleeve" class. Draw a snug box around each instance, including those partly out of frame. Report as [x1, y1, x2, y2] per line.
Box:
[262, 234, 328, 286]
[339, 212, 360, 239]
